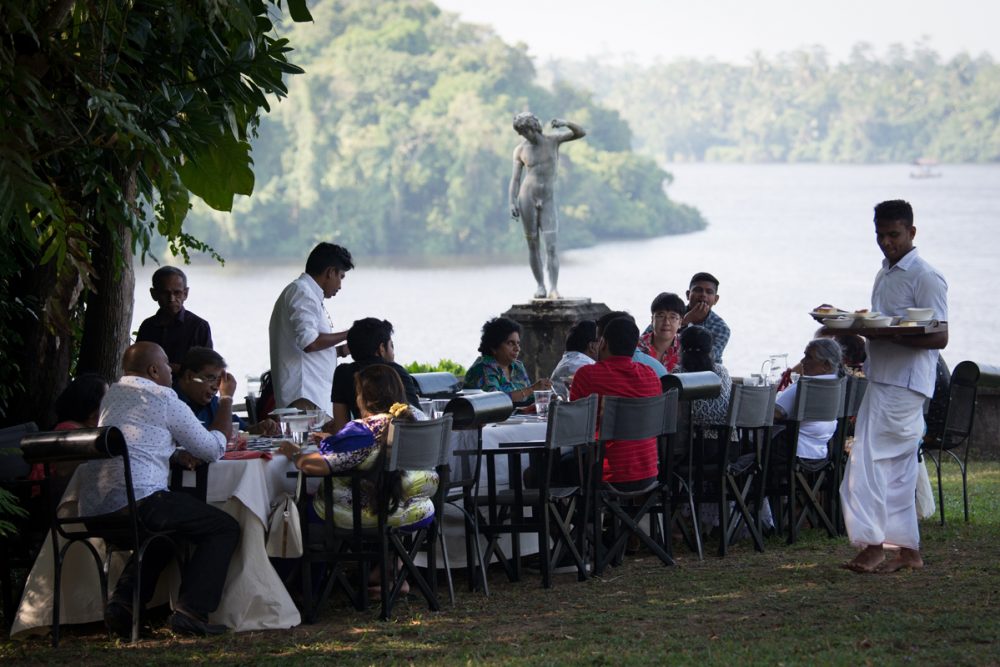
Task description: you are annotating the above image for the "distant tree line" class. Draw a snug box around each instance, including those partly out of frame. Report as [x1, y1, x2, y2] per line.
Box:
[545, 43, 1000, 164]
[181, 0, 705, 260]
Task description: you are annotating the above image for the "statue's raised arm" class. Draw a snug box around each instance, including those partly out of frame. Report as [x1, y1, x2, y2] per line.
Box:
[550, 118, 586, 143]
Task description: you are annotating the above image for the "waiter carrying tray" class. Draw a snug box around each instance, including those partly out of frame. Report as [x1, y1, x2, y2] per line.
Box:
[840, 199, 948, 574]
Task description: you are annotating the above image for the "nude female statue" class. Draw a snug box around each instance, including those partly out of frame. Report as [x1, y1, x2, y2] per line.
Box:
[508, 112, 586, 300]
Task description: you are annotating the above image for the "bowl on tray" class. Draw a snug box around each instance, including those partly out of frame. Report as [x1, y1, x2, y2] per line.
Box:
[822, 316, 854, 329]
[861, 315, 893, 328]
[905, 307, 934, 322]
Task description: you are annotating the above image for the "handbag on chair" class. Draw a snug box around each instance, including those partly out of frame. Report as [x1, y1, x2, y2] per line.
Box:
[266, 494, 303, 559]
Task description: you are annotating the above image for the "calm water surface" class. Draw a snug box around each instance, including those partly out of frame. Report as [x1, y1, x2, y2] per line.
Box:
[133, 163, 1000, 387]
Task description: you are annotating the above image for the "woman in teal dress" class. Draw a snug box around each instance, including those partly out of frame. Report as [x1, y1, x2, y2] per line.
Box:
[463, 316, 552, 407]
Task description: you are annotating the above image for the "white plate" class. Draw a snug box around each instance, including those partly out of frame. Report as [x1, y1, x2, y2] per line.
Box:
[268, 408, 301, 417]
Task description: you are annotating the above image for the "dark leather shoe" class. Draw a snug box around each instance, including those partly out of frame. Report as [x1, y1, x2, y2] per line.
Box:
[169, 610, 228, 637]
[104, 600, 134, 640]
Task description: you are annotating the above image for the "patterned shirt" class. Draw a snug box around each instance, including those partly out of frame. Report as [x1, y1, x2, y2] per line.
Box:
[80, 375, 227, 515]
[698, 310, 731, 364]
[636, 331, 681, 372]
[643, 310, 730, 364]
[313, 414, 438, 529]
[463, 355, 533, 404]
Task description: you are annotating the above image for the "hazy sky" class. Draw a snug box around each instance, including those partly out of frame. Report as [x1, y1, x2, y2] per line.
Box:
[434, 0, 998, 65]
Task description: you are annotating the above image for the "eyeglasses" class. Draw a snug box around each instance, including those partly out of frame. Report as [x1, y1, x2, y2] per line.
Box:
[653, 313, 682, 323]
[192, 372, 222, 386]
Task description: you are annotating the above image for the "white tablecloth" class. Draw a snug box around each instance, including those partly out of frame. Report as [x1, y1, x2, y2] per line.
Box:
[11, 457, 301, 638]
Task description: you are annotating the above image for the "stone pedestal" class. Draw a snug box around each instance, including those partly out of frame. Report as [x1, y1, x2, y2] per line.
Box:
[502, 298, 610, 382]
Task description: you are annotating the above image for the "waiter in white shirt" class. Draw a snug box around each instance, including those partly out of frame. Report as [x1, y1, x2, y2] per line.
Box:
[840, 200, 948, 574]
[268, 242, 354, 416]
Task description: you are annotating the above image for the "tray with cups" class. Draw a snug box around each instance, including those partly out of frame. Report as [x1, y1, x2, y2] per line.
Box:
[813, 305, 946, 337]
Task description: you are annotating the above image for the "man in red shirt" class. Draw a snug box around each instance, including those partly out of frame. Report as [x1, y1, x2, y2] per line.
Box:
[571, 316, 662, 489]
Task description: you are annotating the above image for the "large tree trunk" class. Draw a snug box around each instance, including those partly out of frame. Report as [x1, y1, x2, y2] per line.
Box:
[76, 224, 134, 383]
[3, 257, 77, 429]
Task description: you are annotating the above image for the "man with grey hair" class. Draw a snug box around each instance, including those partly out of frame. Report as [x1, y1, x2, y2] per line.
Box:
[773, 337, 843, 462]
[508, 112, 585, 299]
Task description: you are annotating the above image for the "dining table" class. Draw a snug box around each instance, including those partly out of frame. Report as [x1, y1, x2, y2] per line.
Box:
[10, 449, 303, 639]
[433, 416, 549, 568]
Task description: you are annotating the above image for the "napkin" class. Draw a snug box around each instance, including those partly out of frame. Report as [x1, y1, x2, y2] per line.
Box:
[222, 450, 273, 461]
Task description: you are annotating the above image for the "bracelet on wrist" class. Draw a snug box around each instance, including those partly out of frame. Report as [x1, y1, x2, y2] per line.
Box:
[219, 395, 234, 401]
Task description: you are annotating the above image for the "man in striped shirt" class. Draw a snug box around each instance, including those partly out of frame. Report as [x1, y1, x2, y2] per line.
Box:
[570, 316, 661, 489]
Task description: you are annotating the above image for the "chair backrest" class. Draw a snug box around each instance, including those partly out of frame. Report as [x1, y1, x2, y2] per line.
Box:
[661, 371, 722, 401]
[20, 426, 128, 465]
[443, 391, 513, 430]
[942, 374, 977, 441]
[789, 376, 846, 422]
[385, 415, 453, 471]
[841, 376, 868, 419]
[0, 421, 38, 481]
[411, 372, 463, 398]
[545, 394, 599, 450]
[725, 384, 776, 428]
[599, 392, 674, 441]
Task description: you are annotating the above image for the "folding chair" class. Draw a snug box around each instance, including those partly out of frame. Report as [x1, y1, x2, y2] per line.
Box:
[297, 415, 452, 622]
[592, 392, 677, 576]
[921, 361, 1000, 524]
[769, 376, 846, 544]
[703, 384, 776, 557]
[475, 395, 598, 588]
[20, 427, 184, 645]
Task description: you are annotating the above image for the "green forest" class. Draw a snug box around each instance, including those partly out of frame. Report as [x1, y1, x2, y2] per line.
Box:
[546, 43, 1000, 164]
[182, 0, 704, 260]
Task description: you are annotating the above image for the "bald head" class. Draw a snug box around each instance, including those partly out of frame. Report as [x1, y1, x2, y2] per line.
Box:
[123, 342, 172, 386]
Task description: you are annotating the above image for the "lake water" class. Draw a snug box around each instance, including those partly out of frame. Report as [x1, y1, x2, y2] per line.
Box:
[132, 163, 1000, 388]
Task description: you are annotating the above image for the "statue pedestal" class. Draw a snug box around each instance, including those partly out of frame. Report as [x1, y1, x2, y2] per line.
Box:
[503, 298, 610, 382]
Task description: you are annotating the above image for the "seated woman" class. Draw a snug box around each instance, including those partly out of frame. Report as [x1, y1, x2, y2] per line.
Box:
[53, 373, 107, 431]
[279, 364, 438, 531]
[773, 337, 843, 462]
[636, 292, 685, 372]
[463, 316, 551, 406]
[673, 325, 732, 426]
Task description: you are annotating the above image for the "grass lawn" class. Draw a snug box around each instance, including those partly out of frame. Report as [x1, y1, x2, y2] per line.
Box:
[3, 463, 998, 666]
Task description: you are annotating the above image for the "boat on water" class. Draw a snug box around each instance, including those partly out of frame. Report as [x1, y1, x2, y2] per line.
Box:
[910, 157, 942, 179]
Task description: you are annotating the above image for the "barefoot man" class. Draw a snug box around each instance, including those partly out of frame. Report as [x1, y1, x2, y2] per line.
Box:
[840, 200, 948, 573]
[509, 112, 585, 300]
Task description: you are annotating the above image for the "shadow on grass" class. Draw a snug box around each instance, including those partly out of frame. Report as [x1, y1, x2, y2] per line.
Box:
[3, 464, 999, 666]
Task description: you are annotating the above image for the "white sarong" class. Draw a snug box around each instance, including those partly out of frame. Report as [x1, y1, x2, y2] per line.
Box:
[839, 382, 925, 550]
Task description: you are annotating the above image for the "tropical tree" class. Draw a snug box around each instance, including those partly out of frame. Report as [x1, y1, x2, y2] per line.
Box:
[0, 0, 312, 425]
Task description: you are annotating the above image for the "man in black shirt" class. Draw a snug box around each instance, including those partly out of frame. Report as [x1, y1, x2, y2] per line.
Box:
[329, 318, 421, 431]
[136, 266, 213, 373]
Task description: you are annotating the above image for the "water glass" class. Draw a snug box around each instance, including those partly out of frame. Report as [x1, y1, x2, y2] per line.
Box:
[534, 390, 554, 418]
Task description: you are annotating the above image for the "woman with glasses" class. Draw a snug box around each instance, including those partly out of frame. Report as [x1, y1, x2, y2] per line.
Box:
[463, 316, 552, 407]
[636, 292, 686, 372]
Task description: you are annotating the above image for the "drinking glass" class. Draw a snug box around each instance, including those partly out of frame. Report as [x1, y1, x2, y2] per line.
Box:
[534, 390, 553, 418]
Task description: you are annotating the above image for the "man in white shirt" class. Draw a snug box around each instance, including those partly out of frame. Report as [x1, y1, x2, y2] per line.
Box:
[268, 243, 354, 415]
[81, 342, 240, 637]
[548, 319, 598, 399]
[840, 200, 948, 574]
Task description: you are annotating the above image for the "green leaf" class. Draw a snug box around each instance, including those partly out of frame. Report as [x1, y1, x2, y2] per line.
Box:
[286, 0, 313, 22]
[177, 132, 255, 211]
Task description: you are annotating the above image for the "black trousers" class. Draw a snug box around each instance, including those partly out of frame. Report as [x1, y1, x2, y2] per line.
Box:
[110, 490, 240, 618]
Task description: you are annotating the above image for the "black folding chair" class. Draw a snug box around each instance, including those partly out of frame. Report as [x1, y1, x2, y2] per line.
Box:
[592, 392, 677, 576]
[768, 376, 846, 544]
[20, 427, 184, 645]
[297, 415, 452, 622]
[921, 361, 1000, 524]
[705, 384, 776, 556]
[475, 395, 598, 588]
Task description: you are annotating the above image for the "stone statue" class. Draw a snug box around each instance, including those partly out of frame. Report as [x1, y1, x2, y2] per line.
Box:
[509, 112, 586, 300]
